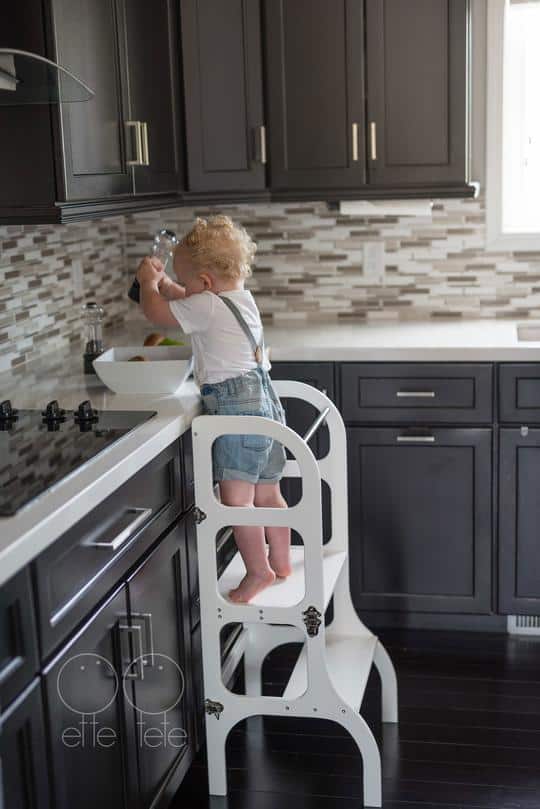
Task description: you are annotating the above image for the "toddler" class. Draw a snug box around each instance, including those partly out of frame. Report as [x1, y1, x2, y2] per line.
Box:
[136, 215, 291, 603]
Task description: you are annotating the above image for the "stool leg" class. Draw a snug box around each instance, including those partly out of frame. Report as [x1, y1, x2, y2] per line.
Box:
[373, 641, 399, 723]
[205, 714, 229, 796]
[339, 709, 382, 808]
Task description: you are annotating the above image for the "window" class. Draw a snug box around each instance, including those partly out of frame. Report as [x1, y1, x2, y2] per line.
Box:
[486, 0, 540, 248]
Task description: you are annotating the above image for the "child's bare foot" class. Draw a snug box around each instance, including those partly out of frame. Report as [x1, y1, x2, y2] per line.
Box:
[268, 555, 292, 578]
[267, 540, 292, 578]
[228, 569, 276, 603]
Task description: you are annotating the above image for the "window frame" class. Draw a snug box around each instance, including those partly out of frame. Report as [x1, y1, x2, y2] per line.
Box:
[486, 0, 540, 250]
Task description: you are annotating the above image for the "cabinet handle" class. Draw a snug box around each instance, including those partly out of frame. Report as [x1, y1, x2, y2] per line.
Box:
[131, 611, 155, 666]
[369, 121, 377, 161]
[84, 507, 152, 551]
[119, 623, 145, 679]
[352, 122, 359, 162]
[396, 391, 436, 399]
[397, 434, 435, 443]
[141, 121, 150, 166]
[126, 120, 144, 166]
[259, 125, 267, 164]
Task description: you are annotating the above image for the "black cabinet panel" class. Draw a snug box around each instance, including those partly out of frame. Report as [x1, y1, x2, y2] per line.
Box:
[34, 444, 181, 662]
[51, 0, 132, 199]
[181, 0, 266, 192]
[0, 568, 39, 710]
[499, 428, 540, 614]
[340, 363, 493, 424]
[348, 427, 492, 613]
[126, 521, 191, 807]
[0, 678, 50, 809]
[365, 0, 469, 187]
[264, 0, 366, 189]
[125, 0, 183, 195]
[43, 585, 134, 809]
[499, 364, 540, 423]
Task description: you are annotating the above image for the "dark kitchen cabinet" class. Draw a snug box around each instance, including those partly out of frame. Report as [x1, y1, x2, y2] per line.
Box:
[0, 678, 50, 809]
[43, 584, 135, 809]
[263, 0, 366, 191]
[124, 0, 183, 196]
[51, 0, 183, 201]
[0, 567, 39, 710]
[180, 0, 266, 193]
[365, 0, 470, 189]
[499, 428, 540, 614]
[50, 0, 132, 200]
[348, 426, 492, 613]
[126, 520, 192, 808]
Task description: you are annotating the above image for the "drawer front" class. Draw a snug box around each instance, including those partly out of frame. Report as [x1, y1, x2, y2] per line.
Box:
[0, 567, 39, 708]
[34, 442, 182, 661]
[499, 364, 540, 422]
[340, 363, 493, 423]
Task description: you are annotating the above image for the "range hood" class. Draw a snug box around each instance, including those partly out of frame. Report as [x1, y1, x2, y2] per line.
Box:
[0, 49, 94, 105]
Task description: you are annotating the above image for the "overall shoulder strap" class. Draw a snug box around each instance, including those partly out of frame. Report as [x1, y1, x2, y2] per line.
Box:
[218, 294, 264, 365]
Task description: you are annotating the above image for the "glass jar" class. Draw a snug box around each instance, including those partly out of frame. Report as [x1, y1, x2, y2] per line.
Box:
[82, 301, 105, 374]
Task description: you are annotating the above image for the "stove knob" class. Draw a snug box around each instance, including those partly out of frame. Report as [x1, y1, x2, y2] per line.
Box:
[74, 399, 99, 423]
[42, 399, 66, 421]
[0, 399, 18, 421]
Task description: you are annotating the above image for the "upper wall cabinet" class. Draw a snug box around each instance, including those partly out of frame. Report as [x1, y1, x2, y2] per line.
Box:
[365, 0, 470, 190]
[51, 0, 184, 201]
[263, 0, 366, 191]
[180, 0, 266, 193]
[0, 0, 183, 222]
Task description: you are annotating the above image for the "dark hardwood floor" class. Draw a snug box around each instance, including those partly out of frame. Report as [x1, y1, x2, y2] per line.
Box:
[173, 629, 540, 808]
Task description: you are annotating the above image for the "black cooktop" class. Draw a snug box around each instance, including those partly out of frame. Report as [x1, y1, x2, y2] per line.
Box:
[0, 399, 156, 517]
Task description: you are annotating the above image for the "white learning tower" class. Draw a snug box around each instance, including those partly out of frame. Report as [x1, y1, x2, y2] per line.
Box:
[192, 380, 399, 807]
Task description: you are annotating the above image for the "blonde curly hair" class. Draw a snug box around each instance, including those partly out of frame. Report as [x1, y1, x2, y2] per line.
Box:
[176, 215, 257, 280]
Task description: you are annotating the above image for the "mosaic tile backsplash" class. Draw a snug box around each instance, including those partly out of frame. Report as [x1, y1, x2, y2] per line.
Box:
[3, 194, 540, 371]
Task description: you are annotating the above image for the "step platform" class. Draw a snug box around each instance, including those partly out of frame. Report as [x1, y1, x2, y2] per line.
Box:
[218, 545, 347, 609]
[283, 633, 378, 711]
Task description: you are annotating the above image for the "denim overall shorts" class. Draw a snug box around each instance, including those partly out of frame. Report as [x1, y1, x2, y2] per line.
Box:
[199, 297, 287, 485]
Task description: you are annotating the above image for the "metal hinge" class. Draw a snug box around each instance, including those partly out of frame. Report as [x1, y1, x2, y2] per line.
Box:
[205, 699, 224, 719]
[193, 507, 207, 524]
[302, 605, 322, 637]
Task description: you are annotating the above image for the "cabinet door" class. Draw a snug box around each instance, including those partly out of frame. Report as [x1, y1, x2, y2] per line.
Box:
[43, 585, 135, 809]
[270, 362, 334, 543]
[365, 0, 469, 187]
[499, 429, 540, 614]
[126, 521, 192, 808]
[51, 0, 132, 199]
[181, 0, 266, 192]
[348, 427, 492, 613]
[0, 567, 39, 709]
[0, 678, 50, 809]
[125, 0, 184, 195]
[263, 0, 366, 190]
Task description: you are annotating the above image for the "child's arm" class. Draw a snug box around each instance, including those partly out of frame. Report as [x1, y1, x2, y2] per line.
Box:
[137, 257, 181, 327]
[158, 274, 186, 301]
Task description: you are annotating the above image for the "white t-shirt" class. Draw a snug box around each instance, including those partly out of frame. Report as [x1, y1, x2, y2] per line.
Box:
[168, 289, 271, 385]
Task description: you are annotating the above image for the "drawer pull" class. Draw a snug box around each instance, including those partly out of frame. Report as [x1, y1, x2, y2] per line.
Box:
[119, 623, 145, 680]
[85, 508, 152, 551]
[396, 391, 436, 399]
[397, 435, 435, 444]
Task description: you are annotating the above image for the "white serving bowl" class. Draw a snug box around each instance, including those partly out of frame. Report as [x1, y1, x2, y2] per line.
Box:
[93, 345, 194, 396]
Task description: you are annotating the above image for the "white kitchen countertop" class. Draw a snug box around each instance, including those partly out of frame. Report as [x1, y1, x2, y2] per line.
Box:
[0, 326, 201, 587]
[2, 315, 540, 587]
[264, 318, 540, 362]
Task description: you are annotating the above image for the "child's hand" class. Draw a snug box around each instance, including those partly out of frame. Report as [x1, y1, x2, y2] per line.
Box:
[136, 256, 164, 285]
[158, 274, 186, 301]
